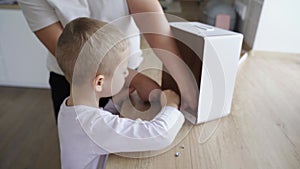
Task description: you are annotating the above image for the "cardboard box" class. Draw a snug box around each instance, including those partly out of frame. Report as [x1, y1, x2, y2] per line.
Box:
[163, 22, 243, 124]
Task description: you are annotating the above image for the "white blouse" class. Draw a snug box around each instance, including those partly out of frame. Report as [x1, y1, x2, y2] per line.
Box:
[18, 0, 143, 75]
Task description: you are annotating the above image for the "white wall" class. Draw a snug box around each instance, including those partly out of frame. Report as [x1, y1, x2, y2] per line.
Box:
[253, 0, 300, 54]
[0, 9, 49, 88]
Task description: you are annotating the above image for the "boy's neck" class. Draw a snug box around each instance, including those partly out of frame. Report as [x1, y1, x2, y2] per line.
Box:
[67, 86, 99, 108]
[66, 95, 99, 108]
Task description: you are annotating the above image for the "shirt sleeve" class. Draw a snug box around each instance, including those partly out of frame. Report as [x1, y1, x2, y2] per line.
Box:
[76, 106, 185, 153]
[18, 0, 59, 31]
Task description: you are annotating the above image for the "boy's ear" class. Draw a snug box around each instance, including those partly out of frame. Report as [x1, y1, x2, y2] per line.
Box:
[94, 75, 104, 92]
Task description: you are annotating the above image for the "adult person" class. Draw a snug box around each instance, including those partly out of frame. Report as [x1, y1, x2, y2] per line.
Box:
[17, 0, 198, 120]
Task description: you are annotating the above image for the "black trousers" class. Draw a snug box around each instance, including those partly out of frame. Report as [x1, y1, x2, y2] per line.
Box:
[49, 72, 109, 121]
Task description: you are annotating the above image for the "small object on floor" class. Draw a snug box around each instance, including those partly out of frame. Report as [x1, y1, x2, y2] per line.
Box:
[175, 152, 181, 157]
[180, 145, 185, 149]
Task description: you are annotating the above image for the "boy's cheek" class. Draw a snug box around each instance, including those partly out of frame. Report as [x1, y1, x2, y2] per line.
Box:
[111, 79, 125, 96]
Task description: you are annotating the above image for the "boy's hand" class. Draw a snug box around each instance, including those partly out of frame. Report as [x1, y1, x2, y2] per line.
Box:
[160, 90, 180, 109]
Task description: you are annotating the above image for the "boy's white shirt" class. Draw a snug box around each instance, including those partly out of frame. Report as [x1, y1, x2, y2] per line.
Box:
[18, 0, 144, 75]
[58, 98, 185, 169]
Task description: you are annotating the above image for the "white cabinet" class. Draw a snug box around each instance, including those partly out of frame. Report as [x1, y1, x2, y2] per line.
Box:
[0, 9, 49, 88]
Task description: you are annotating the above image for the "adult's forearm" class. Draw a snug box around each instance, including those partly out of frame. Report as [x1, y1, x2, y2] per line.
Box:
[34, 22, 63, 56]
[127, 69, 160, 102]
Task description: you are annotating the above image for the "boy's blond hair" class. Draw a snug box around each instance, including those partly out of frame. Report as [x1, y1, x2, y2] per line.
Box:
[56, 17, 129, 85]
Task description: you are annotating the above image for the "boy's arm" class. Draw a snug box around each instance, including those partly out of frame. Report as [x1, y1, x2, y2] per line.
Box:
[77, 90, 185, 153]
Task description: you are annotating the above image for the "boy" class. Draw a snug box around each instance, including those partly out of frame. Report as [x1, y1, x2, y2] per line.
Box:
[56, 17, 185, 169]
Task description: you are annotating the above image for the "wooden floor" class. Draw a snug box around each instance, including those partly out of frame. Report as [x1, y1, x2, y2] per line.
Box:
[0, 87, 60, 169]
[0, 51, 300, 169]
